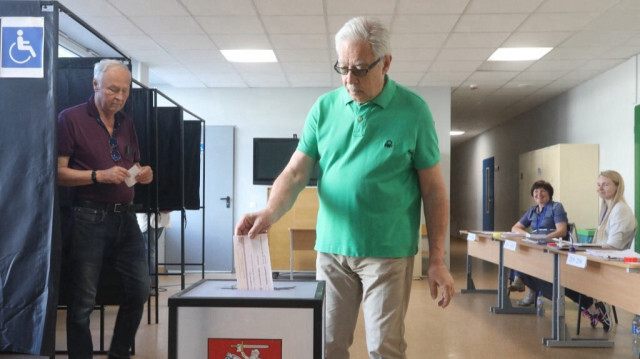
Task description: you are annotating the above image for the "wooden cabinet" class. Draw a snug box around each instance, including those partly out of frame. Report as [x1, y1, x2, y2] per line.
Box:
[267, 187, 318, 272]
[519, 144, 599, 229]
[267, 187, 424, 277]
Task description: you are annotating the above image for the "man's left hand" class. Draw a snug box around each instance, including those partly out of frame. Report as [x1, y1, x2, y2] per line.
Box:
[427, 262, 455, 308]
[136, 165, 153, 184]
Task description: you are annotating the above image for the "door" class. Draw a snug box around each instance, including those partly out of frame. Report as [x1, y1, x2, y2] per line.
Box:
[165, 126, 235, 272]
[482, 157, 494, 231]
[204, 125, 235, 271]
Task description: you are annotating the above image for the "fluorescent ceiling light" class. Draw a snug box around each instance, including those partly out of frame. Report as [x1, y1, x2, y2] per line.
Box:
[221, 49, 277, 63]
[488, 47, 552, 61]
[450, 130, 465, 136]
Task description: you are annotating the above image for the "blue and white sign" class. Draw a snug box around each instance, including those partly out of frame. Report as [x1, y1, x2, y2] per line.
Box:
[1, 17, 44, 78]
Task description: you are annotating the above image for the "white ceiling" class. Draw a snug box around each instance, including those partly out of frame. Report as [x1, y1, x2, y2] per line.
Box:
[56, 0, 640, 145]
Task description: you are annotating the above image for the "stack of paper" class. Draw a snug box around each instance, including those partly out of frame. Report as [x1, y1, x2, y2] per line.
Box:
[585, 248, 640, 260]
[498, 232, 524, 238]
[233, 233, 274, 290]
[526, 233, 549, 240]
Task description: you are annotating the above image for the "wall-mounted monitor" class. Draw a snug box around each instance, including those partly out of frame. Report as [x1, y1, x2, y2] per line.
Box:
[253, 137, 319, 186]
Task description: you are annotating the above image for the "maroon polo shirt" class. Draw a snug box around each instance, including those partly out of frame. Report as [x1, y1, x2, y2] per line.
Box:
[58, 95, 140, 204]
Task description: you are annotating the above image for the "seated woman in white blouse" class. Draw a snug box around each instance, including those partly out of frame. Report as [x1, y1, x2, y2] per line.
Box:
[594, 170, 637, 249]
[575, 170, 638, 331]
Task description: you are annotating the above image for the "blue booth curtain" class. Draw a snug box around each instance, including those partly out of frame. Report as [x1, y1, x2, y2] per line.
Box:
[0, 1, 59, 355]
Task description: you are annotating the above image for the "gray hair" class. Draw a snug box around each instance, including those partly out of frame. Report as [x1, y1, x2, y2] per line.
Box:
[334, 17, 391, 59]
[93, 59, 130, 84]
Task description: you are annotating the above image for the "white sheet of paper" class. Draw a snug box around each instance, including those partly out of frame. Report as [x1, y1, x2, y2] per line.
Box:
[567, 253, 588, 268]
[233, 233, 274, 290]
[504, 239, 518, 251]
[124, 165, 140, 187]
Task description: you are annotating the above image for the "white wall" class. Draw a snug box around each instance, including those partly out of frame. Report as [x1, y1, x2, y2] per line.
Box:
[157, 86, 452, 247]
[451, 56, 639, 237]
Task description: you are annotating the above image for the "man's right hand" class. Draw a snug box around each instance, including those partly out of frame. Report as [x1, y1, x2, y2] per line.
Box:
[235, 209, 274, 239]
[97, 166, 130, 184]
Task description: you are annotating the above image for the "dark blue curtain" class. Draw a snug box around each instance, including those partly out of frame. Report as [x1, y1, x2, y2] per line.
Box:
[0, 1, 59, 355]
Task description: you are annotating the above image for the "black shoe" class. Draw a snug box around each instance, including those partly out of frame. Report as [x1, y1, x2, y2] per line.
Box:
[581, 308, 599, 328]
[595, 301, 611, 332]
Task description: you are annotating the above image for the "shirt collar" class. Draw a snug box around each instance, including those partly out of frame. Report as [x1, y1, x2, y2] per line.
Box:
[86, 94, 124, 124]
[341, 75, 397, 109]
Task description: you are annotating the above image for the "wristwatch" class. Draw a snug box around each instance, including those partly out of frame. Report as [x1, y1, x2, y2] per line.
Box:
[91, 170, 98, 184]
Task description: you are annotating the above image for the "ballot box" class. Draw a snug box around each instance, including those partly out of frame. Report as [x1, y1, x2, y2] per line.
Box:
[168, 279, 325, 359]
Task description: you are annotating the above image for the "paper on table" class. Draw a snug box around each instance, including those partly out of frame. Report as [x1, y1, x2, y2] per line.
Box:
[124, 165, 140, 187]
[498, 232, 525, 238]
[233, 233, 274, 290]
[585, 248, 640, 260]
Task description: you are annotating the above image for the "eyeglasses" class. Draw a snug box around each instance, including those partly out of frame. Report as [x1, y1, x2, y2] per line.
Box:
[334, 57, 382, 77]
[109, 137, 121, 162]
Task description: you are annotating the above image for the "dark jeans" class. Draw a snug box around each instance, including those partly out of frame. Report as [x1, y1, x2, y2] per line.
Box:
[520, 273, 594, 309]
[66, 205, 150, 359]
[509, 269, 519, 282]
[142, 227, 163, 286]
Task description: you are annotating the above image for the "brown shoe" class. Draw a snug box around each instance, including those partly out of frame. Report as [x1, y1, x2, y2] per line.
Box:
[508, 277, 525, 292]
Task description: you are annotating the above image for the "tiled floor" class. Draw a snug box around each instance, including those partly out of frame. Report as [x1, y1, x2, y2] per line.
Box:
[2, 237, 635, 358]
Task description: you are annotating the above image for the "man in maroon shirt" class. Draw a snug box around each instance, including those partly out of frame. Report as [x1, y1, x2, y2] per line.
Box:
[57, 59, 152, 359]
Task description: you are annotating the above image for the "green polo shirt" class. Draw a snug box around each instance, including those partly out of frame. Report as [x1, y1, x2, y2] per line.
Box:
[298, 76, 440, 257]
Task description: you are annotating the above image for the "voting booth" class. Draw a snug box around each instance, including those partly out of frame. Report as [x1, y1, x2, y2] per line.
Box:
[168, 279, 325, 359]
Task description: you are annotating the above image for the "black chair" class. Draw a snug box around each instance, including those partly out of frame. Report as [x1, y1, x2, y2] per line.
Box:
[565, 222, 576, 242]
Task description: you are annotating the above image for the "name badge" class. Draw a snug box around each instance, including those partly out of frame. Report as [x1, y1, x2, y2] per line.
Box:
[504, 240, 517, 251]
[467, 232, 477, 241]
[567, 253, 587, 268]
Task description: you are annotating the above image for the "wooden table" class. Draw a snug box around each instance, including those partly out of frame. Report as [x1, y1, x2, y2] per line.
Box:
[288, 228, 316, 280]
[463, 231, 543, 314]
[462, 230, 640, 348]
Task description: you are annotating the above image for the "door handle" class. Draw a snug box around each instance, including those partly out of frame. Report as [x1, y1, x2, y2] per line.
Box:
[220, 196, 230, 208]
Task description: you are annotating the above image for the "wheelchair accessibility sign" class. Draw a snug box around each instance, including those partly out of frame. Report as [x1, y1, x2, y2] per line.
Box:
[1, 17, 44, 78]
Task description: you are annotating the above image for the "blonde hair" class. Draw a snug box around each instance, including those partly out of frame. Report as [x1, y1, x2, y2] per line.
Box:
[594, 170, 634, 243]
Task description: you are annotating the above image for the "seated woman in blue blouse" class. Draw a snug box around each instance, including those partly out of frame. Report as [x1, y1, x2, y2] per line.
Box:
[511, 179, 613, 331]
[509, 180, 568, 305]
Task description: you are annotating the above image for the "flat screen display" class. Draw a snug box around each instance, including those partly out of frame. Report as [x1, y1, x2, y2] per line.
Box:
[253, 138, 319, 186]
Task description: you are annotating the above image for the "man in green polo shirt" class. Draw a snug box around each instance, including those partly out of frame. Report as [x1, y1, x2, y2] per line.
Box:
[235, 16, 454, 359]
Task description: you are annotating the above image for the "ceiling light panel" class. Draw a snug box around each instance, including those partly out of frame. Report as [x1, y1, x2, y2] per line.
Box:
[221, 49, 277, 63]
[488, 47, 552, 61]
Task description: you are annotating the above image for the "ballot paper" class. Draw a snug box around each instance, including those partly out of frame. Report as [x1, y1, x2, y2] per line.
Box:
[124, 165, 140, 187]
[233, 233, 274, 290]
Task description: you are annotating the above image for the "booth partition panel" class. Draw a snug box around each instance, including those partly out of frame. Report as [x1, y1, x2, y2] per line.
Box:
[0, 1, 59, 355]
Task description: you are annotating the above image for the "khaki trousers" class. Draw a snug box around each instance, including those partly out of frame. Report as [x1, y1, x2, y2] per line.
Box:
[316, 252, 414, 359]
